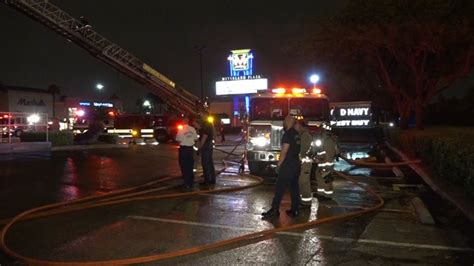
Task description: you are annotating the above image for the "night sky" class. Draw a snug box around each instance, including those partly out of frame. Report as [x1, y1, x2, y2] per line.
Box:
[2, 0, 472, 112]
[0, 0, 344, 111]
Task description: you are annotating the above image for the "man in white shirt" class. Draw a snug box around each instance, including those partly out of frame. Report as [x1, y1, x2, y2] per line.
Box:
[175, 116, 198, 189]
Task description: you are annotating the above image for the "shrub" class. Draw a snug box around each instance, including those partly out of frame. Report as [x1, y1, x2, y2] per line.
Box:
[20, 132, 48, 142]
[20, 130, 74, 146]
[51, 131, 74, 146]
[98, 133, 119, 144]
[388, 127, 474, 198]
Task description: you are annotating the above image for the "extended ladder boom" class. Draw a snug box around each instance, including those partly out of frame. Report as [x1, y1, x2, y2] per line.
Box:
[4, 0, 204, 116]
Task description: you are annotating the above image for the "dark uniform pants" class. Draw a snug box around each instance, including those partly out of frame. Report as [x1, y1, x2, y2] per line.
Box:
[201, 146, 216, 183]
[298, 162, 313, 203]
[271, 161, 301, 211]
[179, 146, 195, 186]
[316, 167, 334, 192]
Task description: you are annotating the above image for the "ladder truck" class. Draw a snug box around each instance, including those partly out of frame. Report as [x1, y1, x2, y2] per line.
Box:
[3, 0, 206, 118]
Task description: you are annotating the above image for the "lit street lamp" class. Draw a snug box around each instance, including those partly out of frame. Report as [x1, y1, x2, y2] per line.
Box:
[143, 100, 152, 114]
[96, 83, 104, 100]
[309, 74, 320, 89]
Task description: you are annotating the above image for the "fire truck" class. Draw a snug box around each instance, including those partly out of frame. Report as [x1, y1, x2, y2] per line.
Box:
[107, 114, 181, 143]
[246, 87, 330, 175]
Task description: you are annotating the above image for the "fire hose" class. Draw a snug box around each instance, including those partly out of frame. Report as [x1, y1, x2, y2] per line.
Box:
[1, 141, 424, 265]
[340, 155, 421, 168]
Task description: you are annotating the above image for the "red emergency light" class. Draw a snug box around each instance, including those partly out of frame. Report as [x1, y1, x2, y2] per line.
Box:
[75, 109, 85, 117]
[177, 124, 184, 130]
[312, 88, 322, 94]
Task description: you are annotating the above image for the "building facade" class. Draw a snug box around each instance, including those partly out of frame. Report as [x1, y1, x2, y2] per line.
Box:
[0, 85, 53, 117]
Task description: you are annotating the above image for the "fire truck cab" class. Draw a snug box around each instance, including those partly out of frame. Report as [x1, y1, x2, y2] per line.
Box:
[246, 88, 330, 175]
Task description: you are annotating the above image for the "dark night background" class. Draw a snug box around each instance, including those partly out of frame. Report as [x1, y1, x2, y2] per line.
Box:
[0, 0, 345, 111]
[1, 0, 472, 112]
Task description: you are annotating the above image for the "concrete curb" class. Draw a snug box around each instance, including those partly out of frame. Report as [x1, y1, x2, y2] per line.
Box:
[0, 142, 51, 154]
[385, 141, 474, 222]
[383, 152, 404, 178]
[52, 143, 129, 151]
[410, 197, 435, 225]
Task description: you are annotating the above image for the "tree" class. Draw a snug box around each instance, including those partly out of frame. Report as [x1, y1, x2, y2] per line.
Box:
[302, 0, 474, 129]
[47, 84, 61, 118]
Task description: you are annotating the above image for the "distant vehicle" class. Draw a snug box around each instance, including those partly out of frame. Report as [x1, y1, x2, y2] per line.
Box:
[211, 113, 231, 127]
[108, 114, 181, 143]
[72, 108, 116, 133]
[0, 113, 47, 138]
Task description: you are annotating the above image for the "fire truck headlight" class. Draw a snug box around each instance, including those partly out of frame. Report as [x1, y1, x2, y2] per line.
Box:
[27, 114, 40, 124]
[250, 136, 270, 147]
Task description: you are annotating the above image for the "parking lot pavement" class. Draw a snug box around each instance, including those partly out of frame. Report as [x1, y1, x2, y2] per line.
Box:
[1, 139, 473, 265]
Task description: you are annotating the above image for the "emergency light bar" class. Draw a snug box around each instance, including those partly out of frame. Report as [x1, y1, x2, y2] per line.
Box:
[272, 88, 286, 94]
[291, 88, 306, 94]
[270, 87, 322, 95]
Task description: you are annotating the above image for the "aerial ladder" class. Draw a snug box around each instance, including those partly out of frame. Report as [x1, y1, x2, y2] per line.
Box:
[3, 0, 206, 117]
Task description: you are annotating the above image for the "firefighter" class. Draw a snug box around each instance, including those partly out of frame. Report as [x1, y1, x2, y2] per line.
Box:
[262, 116, 301, 218]
[313, 123, 339, 200]
[196, 116, 216, 185]
[175, 116, 198, 190]
[219, 120, 226, 142]
[294, 118, 313, 208]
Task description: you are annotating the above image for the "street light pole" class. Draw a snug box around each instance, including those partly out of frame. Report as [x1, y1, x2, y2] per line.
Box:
[194, 45, 206, 100]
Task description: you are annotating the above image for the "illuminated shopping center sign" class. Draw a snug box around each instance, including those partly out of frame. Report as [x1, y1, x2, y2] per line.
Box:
[228, 49, 254, 77]
[216, 49, 267, 96]
[216, 78, 267, 96]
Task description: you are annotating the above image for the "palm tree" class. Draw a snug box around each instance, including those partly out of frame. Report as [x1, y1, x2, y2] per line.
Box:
[47, 84, 61, 118]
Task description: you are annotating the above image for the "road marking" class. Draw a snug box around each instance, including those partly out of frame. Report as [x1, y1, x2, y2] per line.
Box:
[202, 193, 410, 213]
[128, 215, 474, 252]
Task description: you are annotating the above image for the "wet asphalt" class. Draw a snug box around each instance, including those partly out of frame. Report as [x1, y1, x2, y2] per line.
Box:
[1, 135, 473, 265]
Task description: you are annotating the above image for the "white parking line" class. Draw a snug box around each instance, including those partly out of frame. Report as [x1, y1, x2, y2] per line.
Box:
[202, 193, 410, 213]
[127, 215, 474, 252]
